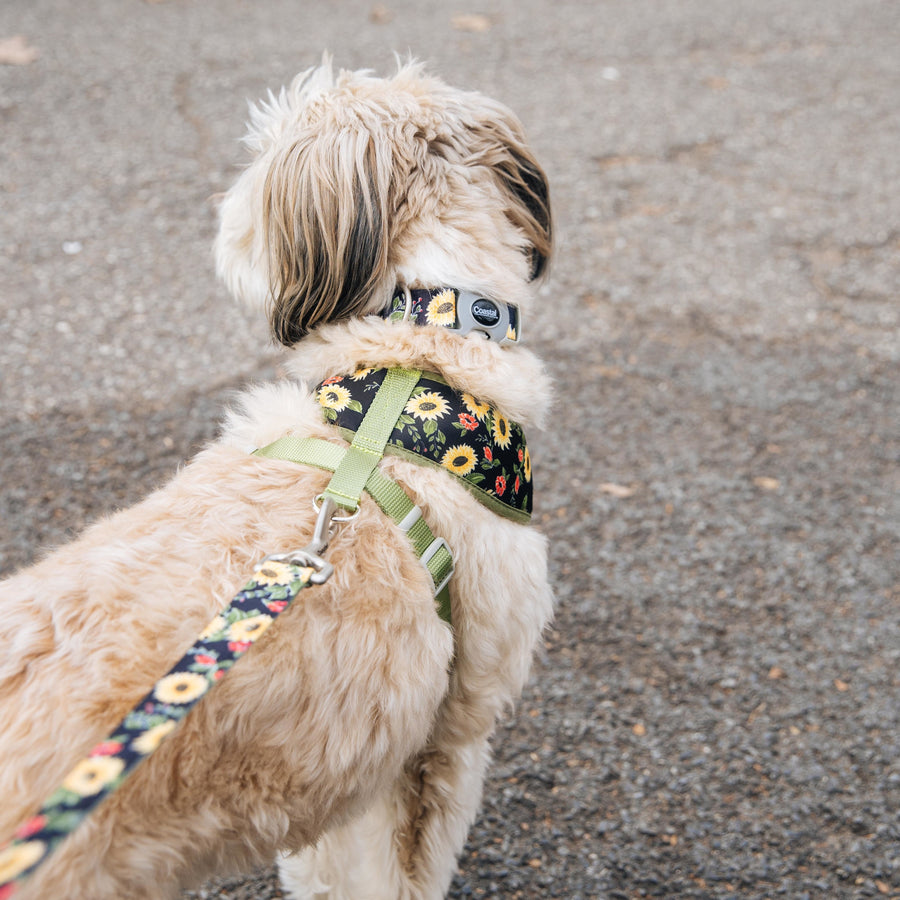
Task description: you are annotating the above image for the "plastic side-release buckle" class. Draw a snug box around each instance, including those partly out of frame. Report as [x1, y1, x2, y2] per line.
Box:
[454, 290, 519, 344]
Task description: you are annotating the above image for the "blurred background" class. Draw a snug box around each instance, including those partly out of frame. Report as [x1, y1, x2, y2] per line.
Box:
[1, 1, 898, 897]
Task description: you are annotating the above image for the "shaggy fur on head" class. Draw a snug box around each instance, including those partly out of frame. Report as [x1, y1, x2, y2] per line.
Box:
[215, 56, 551, 344]
[0, 58, 553, 900]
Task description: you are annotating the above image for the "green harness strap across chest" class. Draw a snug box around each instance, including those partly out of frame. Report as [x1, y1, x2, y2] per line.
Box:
[255, 367, 457, 622]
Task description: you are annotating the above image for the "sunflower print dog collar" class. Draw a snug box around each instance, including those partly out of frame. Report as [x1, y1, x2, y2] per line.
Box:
[381, 287, 521, 345]
[316, 368, 532, 523]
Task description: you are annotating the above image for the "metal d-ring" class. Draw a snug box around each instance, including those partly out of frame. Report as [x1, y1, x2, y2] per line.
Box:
[312, 494, 360, 524]
[400, 284, 413, 322]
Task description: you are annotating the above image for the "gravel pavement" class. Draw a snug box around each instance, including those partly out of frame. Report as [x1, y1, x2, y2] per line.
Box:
[1, 1, 899, 897]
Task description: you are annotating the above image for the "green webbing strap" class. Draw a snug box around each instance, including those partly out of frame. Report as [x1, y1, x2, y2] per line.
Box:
[319, 367, 422, 513]
[254, 436, 454, 624]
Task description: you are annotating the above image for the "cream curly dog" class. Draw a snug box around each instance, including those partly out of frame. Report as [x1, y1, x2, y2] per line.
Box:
[0, 58, 554, 899]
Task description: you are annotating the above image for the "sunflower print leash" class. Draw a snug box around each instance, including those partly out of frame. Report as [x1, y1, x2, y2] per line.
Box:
[0, 560, 314, 897]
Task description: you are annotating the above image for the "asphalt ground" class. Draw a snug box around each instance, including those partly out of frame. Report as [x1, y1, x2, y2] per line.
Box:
[1, 1, 899, 897]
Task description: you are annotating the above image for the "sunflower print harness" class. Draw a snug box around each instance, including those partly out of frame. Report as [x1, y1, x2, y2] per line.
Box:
[316, 367, 532, 523]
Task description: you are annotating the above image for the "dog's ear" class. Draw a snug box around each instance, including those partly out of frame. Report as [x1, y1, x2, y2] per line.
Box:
[499, 140, 552, 280]
[263, 127, 392, 346]
[459, 109, 552, 280]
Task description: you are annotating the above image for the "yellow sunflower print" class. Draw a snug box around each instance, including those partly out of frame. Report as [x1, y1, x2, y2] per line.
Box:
[254, 560, 298, 586]
[227, 614, 274, 643]
[441, 444, 477, 476]
[405, 391, 449, 421]
[154, 671, 209, 705]
[199, 615, 226, 640]
[132, 720, 178, 755]
[523, 446, 532, 481]
[425, 289, 457, 326]
[462, 393, 490, 420]
[62, 755, 126, 797]
[0, 840, 46, 882]
[318, 384, 352, 411]
[350, 366, 376, 381]
[492, 411, 512, 449]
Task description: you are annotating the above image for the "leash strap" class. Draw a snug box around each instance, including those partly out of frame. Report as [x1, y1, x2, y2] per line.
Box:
[0, 561, 315, 896]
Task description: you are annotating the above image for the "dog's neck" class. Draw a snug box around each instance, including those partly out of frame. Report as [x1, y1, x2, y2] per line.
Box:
[284, 315, 551, 431]
[380, 287, 521, 345]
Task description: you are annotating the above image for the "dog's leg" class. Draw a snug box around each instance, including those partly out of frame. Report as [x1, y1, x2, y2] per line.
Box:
[392, 736, 493, 899]
[278, 732, 492, 900]
[277, 798, 404, 900]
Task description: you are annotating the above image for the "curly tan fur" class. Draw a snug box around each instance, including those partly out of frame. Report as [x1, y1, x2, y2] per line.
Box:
[0, 58, 553, 899]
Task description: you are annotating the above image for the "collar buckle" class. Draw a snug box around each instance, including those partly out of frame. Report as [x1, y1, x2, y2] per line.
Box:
[453, 290, 520, 344]
[382, 287, 520, 344]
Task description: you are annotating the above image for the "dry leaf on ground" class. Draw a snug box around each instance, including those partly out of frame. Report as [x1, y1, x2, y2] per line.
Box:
[370, 4, 393, 24]
[599, 482, 636, 498]
[0, 35, 39, 66]
[451, 13, 492, 33]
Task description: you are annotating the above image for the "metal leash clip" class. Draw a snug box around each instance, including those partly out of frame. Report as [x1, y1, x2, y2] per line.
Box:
[260, 495, 348, 584]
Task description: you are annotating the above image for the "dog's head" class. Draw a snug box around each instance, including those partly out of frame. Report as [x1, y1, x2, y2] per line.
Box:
[215, 57, 551, 346]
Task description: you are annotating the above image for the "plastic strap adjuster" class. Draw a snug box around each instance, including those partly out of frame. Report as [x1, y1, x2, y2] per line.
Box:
[397, 504, 424, 534]
[421, 536, 455, 597]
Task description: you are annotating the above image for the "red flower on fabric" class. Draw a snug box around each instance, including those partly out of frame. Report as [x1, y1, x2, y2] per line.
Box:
[518, 448, 524, 462]
[213, 669, 226, 681]
[14, 814, 47, 840]
[484, 446, 493, 462]
[92, 740, 123, 756]
[458, 413, 478, 431]
[267, 599, 288, 613]
[322, 375, 344, 385]
[194, 654, 217, 666]
[515, 475, 521, 494]
[228, 640, 252, 653]
[495, 475, 506, 495]
[0, 882, 18, 900]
